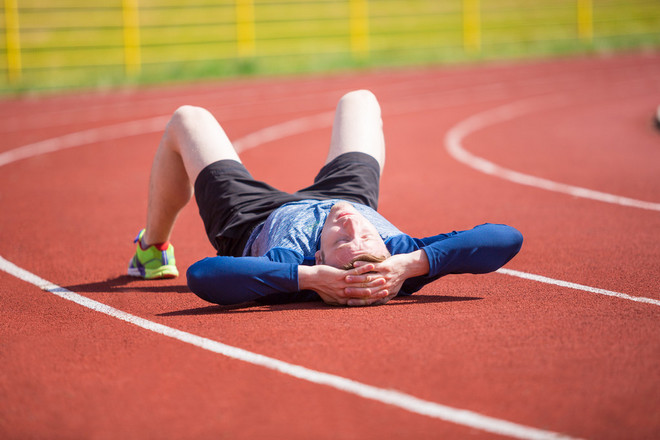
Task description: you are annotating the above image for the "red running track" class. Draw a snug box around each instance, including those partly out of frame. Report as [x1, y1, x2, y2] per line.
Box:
[1, 52, 659, 439]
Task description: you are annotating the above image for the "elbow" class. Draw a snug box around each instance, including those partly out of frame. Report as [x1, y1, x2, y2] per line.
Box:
[187, 258, 255, 306]
[494, 224, 523, 266]
[186, 260, 213, 303]
[505, 225, 523, 254]
[186, 258, 236, 305]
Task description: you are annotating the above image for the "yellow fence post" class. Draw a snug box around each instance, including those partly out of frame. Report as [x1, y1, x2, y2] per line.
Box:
[236, 0, 255, 57]
[577, 0, 594, 41]
[463, 0, 481, 53]
[349, 0, 369, 59]
[4, 0, 21, 83]
[122, 0, 141, 76]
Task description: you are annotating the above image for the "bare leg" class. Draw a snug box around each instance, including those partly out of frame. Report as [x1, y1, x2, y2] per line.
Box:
[325, 90, 385, 173]
[143, 105, 240, 246]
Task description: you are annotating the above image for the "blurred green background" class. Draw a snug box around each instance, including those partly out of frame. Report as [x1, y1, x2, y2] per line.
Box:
[1, 0, 659, 93]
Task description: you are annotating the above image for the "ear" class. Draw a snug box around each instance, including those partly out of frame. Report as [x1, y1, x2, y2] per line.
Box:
[315, 250, 323, 265]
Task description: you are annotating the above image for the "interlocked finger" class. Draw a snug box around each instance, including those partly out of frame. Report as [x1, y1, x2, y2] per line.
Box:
[346, 289, 390, 306]
[345, 274, 385, 286]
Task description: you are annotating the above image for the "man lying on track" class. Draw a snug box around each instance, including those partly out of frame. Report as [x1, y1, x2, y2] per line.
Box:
[128, 90, 523, 306]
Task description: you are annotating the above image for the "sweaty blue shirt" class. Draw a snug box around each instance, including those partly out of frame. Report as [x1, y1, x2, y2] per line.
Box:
[187, 199, 523, 305]
[244, 199, 403, 264]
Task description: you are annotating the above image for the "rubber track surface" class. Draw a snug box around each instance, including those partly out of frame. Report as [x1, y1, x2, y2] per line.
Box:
[1, 53, 659, 439]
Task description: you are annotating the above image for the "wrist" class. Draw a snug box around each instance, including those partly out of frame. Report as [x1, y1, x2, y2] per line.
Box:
[297, 265, 316, 291]
[404, 249, 430, 278]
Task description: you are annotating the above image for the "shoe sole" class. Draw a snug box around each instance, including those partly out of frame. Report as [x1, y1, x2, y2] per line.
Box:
[128, 265, 179, 279]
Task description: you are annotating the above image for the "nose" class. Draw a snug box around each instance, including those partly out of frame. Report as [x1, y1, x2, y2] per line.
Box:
[340, 216, 358, 237]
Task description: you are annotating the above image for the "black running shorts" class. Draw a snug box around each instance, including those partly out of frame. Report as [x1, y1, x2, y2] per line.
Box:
[194, 151, 381, 257]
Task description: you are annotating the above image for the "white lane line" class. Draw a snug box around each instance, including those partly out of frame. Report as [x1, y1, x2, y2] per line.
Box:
[498, 268, 660, 306]
[0, 111, 333, 167]
[0, 116, 170, 167]
[0, 255, 576, 440]
[444, 97, 660, 212]
[233, 111, 334, 151]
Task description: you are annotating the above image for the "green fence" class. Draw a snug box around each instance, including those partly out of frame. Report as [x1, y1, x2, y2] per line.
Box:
[2, 0, 659, 92]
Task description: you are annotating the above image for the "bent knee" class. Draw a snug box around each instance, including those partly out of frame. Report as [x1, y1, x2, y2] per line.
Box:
[339, 89, 380, 111]
[169, 105, 213, 130]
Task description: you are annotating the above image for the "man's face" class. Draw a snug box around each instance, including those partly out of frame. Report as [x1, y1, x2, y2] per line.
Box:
[316, 201, 390, 268]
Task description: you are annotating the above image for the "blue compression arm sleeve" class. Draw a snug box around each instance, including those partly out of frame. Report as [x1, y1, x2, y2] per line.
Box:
[421, 223, 523, 276]
[187, 256, 299, 305]
[387, 223, 523, 295]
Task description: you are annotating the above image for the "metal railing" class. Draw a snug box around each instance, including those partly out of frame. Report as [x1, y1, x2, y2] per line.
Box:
[2, 0, 659, 91]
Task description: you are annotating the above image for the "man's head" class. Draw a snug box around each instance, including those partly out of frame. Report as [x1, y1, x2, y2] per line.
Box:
[315, 201, 390, 268]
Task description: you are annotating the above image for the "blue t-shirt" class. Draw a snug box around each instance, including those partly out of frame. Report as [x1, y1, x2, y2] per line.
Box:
[243, 199, 403, 264]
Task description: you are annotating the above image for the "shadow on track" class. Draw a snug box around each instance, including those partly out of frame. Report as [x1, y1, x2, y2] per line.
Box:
[63, 275, 190, 294]
[158, 294, 483, 316]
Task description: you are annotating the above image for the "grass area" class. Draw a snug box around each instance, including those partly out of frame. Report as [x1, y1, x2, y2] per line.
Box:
[1, 0, 659, 94]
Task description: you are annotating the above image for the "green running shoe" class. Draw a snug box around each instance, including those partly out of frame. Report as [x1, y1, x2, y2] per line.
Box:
[128, 229, 179, 279]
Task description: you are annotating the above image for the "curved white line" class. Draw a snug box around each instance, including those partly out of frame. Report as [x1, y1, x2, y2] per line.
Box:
[444, 98, 660, 212]
[0, 116, 170, 167]
[233, 111, 334, 151]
